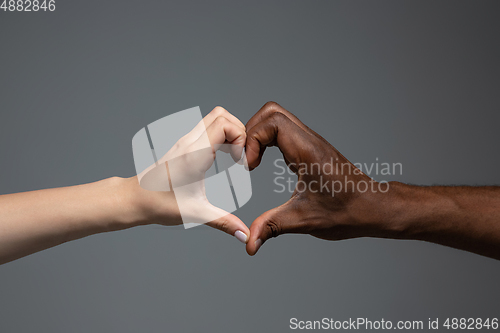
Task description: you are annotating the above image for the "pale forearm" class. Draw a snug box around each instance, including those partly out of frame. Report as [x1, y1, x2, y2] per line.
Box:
[0, 106, 253, 264]
[0, 177, 149, 264]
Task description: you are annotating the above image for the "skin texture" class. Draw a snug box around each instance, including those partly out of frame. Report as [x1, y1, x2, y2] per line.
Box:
[0, 107, 250, 265]
[244, 102, 500, 260]
[2, 103, 500, 263]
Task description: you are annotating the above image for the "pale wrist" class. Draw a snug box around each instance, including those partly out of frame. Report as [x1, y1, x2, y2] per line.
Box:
[112, 176, 179, 228]
[86, 177, 143, 231]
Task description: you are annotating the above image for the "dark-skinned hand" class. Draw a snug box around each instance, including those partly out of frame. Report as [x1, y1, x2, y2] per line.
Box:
[244, 102, 393, 255]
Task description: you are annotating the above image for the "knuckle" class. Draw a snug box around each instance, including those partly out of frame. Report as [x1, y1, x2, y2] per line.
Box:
[181, 151, 194, 165]
[266, 219, 281, 238]
[255, 101, 281, 120]
[172, 141, 183, 152]
[176, 134, 189, 146]
[217, 219, 230, 233]
[269, 110, 287, 124]
[246, 133, 260, 147]
[213, 106, 228, 117]
[263, 101, 279, 110]
[214, 115, 228, 126]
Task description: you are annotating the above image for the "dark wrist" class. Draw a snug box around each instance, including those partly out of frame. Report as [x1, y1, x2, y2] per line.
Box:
[373, 182, 457, 241]
[357, 181, 422, 240]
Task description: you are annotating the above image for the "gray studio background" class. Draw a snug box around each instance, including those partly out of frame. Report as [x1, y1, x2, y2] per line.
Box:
[1, 1, 499, 332]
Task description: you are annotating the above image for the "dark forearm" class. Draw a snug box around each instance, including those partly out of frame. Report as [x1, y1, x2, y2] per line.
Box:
[243, 102, 500, 258]
[381, 182, 500, 260]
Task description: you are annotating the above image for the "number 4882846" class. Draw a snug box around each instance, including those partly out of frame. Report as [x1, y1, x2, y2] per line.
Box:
[1, 0, 56, 11]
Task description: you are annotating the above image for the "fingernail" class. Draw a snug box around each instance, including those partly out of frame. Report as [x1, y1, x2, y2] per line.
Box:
[254, 239, 262, 252]
[234, 230, 248, 244]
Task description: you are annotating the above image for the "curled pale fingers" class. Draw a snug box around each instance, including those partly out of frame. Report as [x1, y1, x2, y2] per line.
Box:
[191, 115, 246, 163]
